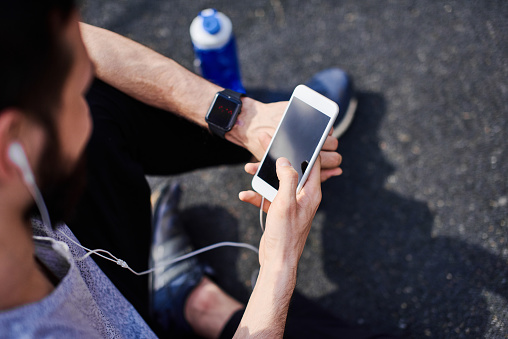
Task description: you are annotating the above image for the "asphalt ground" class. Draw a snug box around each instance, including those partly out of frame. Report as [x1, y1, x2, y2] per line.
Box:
[81, 1, 507, 338]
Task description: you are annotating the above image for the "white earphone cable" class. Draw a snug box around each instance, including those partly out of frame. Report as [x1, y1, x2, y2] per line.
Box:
[14, 141, 263, 277]
[58, 229, 259, 276]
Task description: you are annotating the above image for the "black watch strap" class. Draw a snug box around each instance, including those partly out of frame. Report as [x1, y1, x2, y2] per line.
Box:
[208, 122, 227, 138]
[221, 88, 243, 102]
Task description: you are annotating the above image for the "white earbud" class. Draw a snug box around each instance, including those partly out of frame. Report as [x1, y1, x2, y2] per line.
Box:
[8, 141, 52, 229]
[8, 141, 35, 186]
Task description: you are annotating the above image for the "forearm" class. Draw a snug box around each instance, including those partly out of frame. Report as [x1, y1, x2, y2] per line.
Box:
[80, 22, 220, 128]
[80, 23, 344, 172]
[234, 262, 297, 338]
[80, 22, 270, 153]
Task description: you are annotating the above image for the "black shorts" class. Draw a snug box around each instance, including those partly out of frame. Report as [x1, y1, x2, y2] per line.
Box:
[68, 78, 250, 334]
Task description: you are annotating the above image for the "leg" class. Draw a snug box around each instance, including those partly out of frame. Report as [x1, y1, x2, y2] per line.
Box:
[185, 277, 244, 338]
[150, 182, 245, 338]
[68, 79, 250, 330]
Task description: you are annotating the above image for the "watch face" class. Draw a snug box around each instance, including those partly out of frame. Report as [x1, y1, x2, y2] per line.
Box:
[206, 93, 241, 129]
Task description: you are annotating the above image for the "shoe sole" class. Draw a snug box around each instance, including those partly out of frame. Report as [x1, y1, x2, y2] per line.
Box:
[332, 96, 357, 139]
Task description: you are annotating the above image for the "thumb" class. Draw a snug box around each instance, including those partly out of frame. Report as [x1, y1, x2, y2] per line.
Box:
[276, 157, 298, 200]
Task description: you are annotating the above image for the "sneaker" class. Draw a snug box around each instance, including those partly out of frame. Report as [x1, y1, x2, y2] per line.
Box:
[149, 183, 204, 337]
[304, 68, 357, 138]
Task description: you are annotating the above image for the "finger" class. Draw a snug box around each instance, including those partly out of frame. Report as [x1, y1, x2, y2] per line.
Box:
[275, 157, 298, 201]
[244, 162, 260, 175]
[320, 167, 343, 182]
[322, 135, 338, 151]
[320, 151, 342, 170]
[300, 155, 322, 202]
[239, 190, 271, 212]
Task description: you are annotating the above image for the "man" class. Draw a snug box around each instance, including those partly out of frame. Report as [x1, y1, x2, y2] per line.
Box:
[72, 21, 347, 339]
[0, 1, 389, 338]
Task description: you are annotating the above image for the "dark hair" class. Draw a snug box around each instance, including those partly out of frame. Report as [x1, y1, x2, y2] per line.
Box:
[1, 1, 78, 225]
[0, 0, 76, 130]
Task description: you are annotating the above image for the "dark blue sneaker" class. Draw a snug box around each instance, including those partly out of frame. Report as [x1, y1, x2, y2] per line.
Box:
[149, 183, 204, 337]
[305, 68, 357, 138]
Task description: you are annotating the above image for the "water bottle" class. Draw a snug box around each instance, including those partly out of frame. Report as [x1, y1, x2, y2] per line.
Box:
[190, 8, 245, 93]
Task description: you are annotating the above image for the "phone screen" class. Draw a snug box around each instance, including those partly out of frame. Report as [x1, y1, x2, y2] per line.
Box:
[257, 97, 331, 190]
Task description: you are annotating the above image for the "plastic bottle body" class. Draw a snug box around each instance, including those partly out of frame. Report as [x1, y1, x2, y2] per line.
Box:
[190, 9, 245, 93]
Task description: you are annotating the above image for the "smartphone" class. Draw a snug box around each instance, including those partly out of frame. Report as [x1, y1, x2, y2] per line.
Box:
[252, 84, 339, 202]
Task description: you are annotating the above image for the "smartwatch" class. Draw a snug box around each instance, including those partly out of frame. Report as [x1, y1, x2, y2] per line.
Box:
[205, 89, 244, 138]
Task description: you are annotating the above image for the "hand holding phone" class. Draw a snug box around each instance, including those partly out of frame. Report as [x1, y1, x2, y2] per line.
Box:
[251, 85, 339, 202]
[258, 156, 322, 259]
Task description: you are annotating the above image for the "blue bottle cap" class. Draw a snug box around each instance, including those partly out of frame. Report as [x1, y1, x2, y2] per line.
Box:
[200, 9, 221, 34]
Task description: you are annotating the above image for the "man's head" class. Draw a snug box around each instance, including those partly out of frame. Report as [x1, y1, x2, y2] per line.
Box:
[0, 0, 93, 224]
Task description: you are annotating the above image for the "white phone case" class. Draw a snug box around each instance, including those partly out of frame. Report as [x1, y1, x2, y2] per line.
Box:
[252, 85, 339, 202]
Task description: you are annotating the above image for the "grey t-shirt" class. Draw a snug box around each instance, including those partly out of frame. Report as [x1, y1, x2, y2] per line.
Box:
[0, 220, 157, 338]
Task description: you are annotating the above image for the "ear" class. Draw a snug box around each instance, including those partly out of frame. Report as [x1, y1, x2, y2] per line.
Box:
[0, 109, 25, 180]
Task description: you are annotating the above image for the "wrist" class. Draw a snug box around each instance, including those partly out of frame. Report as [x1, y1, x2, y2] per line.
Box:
[257, 261, 298, 299]
[225, 96, 260, 148]
[205, 88, 246, 139]
[235, 254, 297, 337]
[260, 256, 298, 283]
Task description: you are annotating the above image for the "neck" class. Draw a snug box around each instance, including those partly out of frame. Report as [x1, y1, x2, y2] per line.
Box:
[0, 200, 54, 311]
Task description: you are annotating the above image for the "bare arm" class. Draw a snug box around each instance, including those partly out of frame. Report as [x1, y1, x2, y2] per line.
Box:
[80, 22, 222, 128]
[79, 23, 343, 178]
[236, 157, 322, 337]
[234, 261, 296, 338]
[79, 23, 277, 158]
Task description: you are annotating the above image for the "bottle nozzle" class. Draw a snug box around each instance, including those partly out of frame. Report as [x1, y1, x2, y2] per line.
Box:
[200, 9, 221, 34]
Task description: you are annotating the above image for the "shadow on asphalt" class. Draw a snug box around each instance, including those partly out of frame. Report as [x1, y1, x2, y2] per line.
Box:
[319, 92, 507, 337]
[176, 90, 506, 337]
